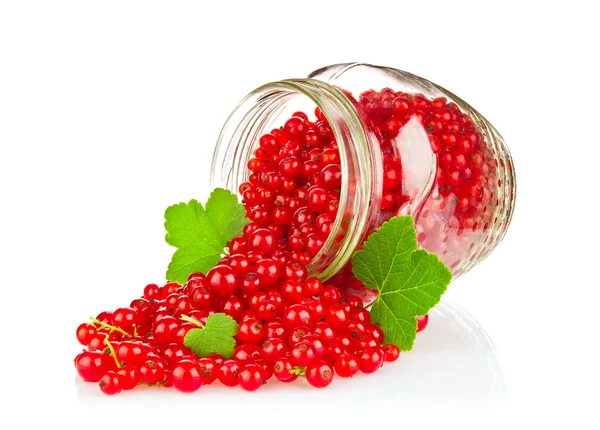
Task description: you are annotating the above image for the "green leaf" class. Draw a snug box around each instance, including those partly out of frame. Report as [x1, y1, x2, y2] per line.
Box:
[164, 188, 249, 284]
[183, 313, 238, 358]
[369, 301, 418, 351]
[352, 216, 452, 352]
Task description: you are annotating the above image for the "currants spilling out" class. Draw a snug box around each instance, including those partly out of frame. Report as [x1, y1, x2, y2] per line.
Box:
[72, 88, 494, 394]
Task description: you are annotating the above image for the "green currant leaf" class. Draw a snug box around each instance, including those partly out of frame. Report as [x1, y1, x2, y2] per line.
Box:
[183, 313, 238, 359]
[164, 188, 249, 284]
[352, 216, 452, 352]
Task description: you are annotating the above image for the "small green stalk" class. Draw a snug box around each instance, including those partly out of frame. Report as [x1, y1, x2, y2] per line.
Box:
[180, 314, 205, 328]
[90, 316, 133, 338]
[103, 336, 121, 368]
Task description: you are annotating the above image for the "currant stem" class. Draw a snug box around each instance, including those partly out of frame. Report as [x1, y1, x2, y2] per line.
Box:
[104, 336, 121, 368]
[289, 366, 306, 377]
[89, 316, 133, 338]
[180, 314, 205, 328]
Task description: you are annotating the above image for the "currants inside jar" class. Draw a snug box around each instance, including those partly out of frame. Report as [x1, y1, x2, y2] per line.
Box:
[229, 86, 507, 302]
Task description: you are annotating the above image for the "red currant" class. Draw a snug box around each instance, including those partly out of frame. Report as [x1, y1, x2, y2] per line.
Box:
[238, 363, 264, 391]
[75, 351, 111, 382]
[237, 318, 265, 344]
[99, 371, 122, 395]
[416, 314, 429, 332]
[76, 323, 97, 346]
[306, 360, 334, 388]
[334, 353, 360, 377]
[358, 347, 385, 374]
[383, 344, 400, 362]
[206, 265, 239, 298]
[218, 359, 240, 387]
[172, 359, 203, 393]
[273, 357, 298, 382]
[290, 341, 316, 367]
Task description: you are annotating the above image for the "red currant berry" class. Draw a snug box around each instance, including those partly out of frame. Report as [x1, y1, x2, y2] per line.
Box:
[188, 272, 205, 282]
[172, 359, 203, 393]
[273, 357, 298, 382]
[197, 357, 218, 384]
[237, 318, 265, 344]
[206, 265, 239, 298]
[383, 344, 400, 362]
[359, 347, 385, 374]
[368, 324, 385, 343]
[116, 365, 140, 390]
[288, 325, 311, 344]
[130, 298, 153, 321]
[205, 353, 225, 366]
[302, 278, 323, 297]
[355, 334, 379, 351]
[302, 334, 325, 360]
[191, 286, 212, 308]
[326, 304, 349, 329]
[99, 371, 122, 395]
[218, 359, 240, 387]
[160, 282, 180, 299]
[351, 307, 371, 325]
[255, 258, 281, 288]
[248, 228, 276, 254]
[256, 300, 278, 321]
[139, 358, 166, 384]
[265, 321, 287, 339]
[229, 236, 248, 254]
[321, 286, 341, 304]
[143, 283, 160, 300]
[233, 344, 261, 363]
[255, 359, 274, 381]
[345, 322, 367, 339]
[221, 296, 245, 320]
[161, 343, 187, 367]
[86, 332, 106, 351]
[281, 280, 304, 302]
[241, 272, 261, 294]
[283, 262, 308, 282]
[116, 341, 147, 366]
[75, 351, 111, 382]
[290, 341, 316, 367]
[238, 363, 264, 392]
[279, 156, 302, 179]
[227, 254, 251, 276]
[306, 360, 334, 388]
[111, 307, 137, 333]
[314, 321, 336, 344]
[319, 164, 342, 191]
[334, 353, 360, 377]
[284, 116, 308, 137]
[416, 314, 429, 332]
[152, 316, 180, 345]
[282, 304, 311, 329]
[76, 323, 97, 346]
[260, 337, 287, 363]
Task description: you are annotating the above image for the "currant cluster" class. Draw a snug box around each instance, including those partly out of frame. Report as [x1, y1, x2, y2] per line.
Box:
[75, 272, 428, 394]
[75, 94, 460, 395]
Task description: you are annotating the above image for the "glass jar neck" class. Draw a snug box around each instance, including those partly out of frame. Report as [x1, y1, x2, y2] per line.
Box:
[210, 78, 383, 280]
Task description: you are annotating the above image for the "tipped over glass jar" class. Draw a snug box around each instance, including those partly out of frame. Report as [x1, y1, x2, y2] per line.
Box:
[211, 63, 516, 303]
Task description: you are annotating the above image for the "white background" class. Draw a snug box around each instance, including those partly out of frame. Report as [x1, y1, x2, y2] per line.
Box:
[1, 1, 598, 428]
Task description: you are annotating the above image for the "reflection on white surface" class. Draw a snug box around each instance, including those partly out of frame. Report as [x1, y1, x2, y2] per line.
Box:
[76, 300, 505, 409]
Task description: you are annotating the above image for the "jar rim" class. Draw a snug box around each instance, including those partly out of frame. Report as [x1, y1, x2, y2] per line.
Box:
[210, 78, 383, 279]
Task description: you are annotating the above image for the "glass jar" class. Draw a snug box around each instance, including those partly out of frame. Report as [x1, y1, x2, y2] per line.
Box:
[210, 62, 516, 301]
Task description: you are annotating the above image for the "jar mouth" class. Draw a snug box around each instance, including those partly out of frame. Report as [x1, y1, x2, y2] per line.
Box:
[210, 79, 382, 280]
